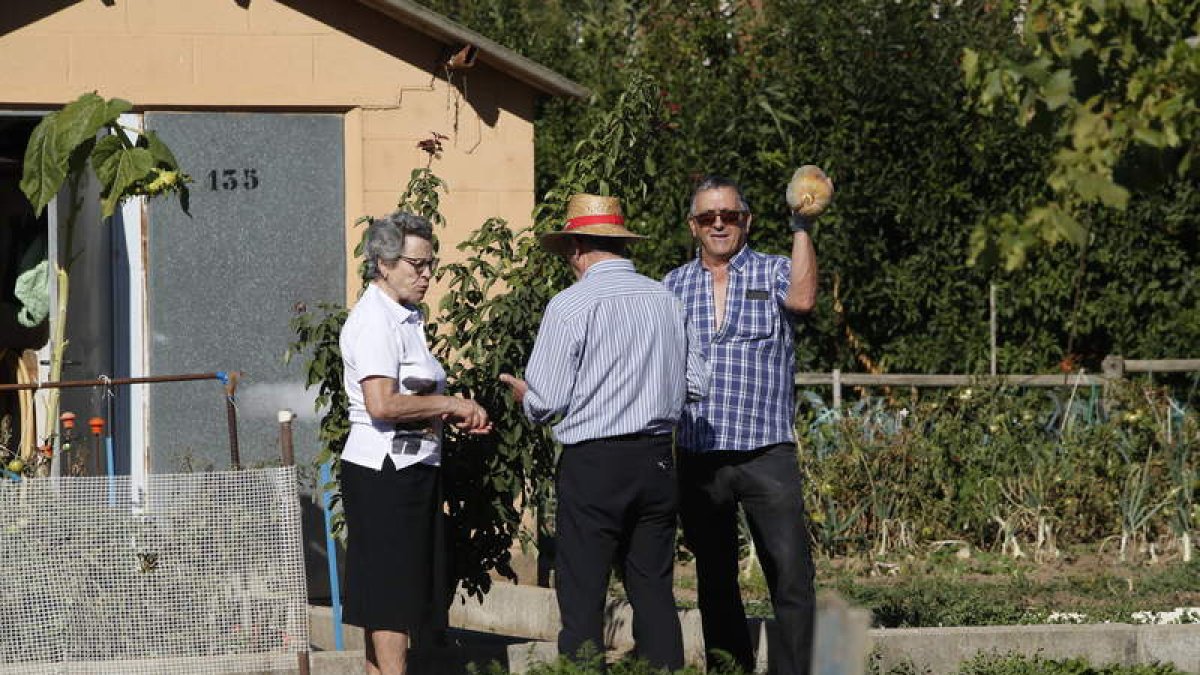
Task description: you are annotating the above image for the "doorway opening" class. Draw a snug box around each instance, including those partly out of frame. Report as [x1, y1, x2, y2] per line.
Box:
[0, 116, 48, 470]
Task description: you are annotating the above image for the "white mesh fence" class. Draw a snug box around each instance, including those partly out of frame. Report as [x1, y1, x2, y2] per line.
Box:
[0, 468, 309, 674]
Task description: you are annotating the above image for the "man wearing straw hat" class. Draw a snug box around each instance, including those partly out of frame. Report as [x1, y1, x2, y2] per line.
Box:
[501, 193, 709, 670]
[663, 170, 832, 675]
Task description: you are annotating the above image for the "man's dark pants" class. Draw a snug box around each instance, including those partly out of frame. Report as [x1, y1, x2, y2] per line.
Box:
[679, 442, 816, 675]
[555, 434, 684, 670]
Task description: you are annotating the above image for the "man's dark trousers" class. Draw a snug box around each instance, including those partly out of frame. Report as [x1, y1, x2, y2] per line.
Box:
[679, 442, 816, 675]
[555, 434, 684, 670]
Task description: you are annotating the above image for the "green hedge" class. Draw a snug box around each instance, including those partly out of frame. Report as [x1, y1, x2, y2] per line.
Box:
[422, 0, 1200, 378]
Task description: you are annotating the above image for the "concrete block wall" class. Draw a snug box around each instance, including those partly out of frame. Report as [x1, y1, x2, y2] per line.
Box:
[3, 0, 438, 107]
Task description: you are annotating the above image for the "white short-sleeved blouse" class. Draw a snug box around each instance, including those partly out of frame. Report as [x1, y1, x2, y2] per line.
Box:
[339, 283, 447, 471]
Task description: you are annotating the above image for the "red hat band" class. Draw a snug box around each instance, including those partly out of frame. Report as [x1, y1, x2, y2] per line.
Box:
[565, 214, 626, 231]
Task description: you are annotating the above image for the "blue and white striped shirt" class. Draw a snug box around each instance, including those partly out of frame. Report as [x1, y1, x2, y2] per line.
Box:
[664, 246, 797, 452]
[522, 258, 710, 445]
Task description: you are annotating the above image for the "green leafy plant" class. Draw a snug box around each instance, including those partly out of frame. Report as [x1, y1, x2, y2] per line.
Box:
[20, 92, 189, 220]
[286, 301, 349, 528]
[791, 379, 1200, 566]
[1164, 421, 1197, 562]
[1116, 456, 1172, 563]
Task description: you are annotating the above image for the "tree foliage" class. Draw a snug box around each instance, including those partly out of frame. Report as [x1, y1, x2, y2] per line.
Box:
[964, 0, 1200, 270]
[423, 0, 1197, 375]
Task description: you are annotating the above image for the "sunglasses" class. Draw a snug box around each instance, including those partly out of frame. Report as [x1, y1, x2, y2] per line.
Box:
[396, 255, 439, 273]
[691, 209, 748, 227]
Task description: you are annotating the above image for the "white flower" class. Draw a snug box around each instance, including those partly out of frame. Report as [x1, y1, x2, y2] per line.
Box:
[1046, 612, 1087, 624]
[1132, 608, 1200, 624]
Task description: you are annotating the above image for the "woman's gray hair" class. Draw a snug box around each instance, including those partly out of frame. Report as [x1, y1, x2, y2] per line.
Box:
[362, 211, 434, 280]
[690, 175, 751, 214]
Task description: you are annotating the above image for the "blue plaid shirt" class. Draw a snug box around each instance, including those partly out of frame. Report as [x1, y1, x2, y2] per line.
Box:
[664, 246, 796, 452]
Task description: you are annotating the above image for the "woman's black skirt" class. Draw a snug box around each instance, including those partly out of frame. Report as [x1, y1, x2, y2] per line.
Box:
[340, 457, 448, 633]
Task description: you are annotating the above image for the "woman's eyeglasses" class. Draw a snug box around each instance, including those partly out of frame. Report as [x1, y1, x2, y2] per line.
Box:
[691, 209, 748, 227]
[396, 255, 439, 273]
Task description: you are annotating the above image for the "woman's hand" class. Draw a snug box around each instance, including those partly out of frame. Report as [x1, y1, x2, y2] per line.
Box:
[362, 377, 491, 434]
[444, 397, 492, 435]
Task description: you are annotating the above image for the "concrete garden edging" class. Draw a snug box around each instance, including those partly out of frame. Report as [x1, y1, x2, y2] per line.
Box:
[870, 622, 1200, 674]
[303, 585, 1200, 673]
[439, 584, 1200, 674]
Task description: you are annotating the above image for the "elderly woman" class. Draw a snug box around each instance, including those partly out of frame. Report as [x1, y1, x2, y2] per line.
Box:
[339, 211, 490, 675]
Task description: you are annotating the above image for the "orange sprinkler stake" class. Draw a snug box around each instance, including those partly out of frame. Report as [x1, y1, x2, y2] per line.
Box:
[60, 411, 77, 430]
[89, 417, 105, 436]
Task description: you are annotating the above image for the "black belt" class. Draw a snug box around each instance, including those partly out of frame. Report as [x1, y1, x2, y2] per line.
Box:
[605, 432, 662, 443]
[568, 432, 669, 448]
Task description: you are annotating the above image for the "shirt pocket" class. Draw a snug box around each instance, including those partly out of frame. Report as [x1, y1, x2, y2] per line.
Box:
[731, 294, 775, 341]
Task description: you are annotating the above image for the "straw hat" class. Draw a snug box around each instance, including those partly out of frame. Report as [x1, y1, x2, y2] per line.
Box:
[538, 193, 646, 256]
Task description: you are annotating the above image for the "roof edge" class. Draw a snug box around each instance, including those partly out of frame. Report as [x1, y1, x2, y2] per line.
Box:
[355, 0, 590, 100]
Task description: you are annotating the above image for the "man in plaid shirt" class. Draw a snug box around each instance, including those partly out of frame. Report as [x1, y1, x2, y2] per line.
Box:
[664, 174, 827, 675]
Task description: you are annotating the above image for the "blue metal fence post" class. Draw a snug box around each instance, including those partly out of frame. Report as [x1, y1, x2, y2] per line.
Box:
[320, 461, 344, 651]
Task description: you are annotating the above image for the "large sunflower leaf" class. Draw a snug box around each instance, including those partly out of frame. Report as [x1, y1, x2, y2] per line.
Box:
[139, 129, 180, 168]
[18, 113, 64, 216]
[90, 135, 125, 187]
[53, 92, 111, 149]
[98, 147, 154, 218]
[18, 93, 126, 216]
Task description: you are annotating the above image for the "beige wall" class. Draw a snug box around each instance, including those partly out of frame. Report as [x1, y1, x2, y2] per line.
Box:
[0, 0, 539, 306]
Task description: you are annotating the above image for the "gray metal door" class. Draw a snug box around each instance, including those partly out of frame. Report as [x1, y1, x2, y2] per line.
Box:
[144, 112, 345, 472]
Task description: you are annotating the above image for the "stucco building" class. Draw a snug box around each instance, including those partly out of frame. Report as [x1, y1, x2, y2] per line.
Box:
[0, 0, 585, 472]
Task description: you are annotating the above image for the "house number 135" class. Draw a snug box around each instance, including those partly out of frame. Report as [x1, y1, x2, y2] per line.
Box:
[207, 169, 261, 191]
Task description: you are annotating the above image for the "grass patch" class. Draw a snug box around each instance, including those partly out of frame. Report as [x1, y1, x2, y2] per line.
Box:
[826, 558, 1200, 627]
